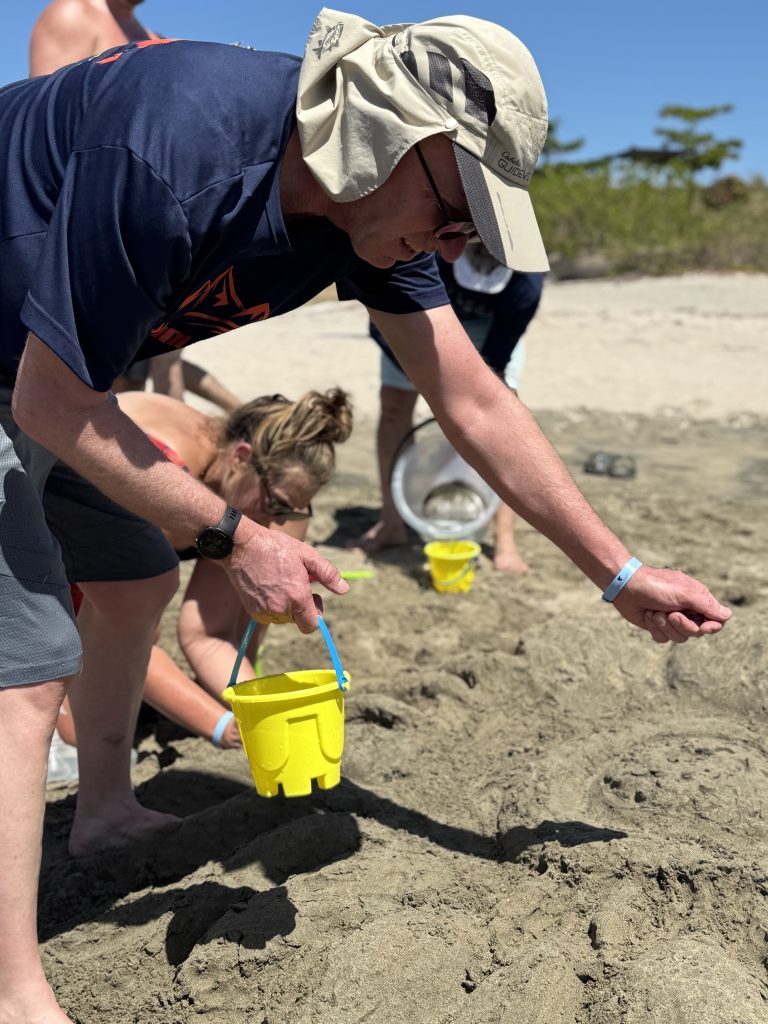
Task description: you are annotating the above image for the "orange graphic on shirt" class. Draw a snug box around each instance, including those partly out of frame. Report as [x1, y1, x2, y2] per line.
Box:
[150, 266, 270, 350]
[97, 38, 179, 65]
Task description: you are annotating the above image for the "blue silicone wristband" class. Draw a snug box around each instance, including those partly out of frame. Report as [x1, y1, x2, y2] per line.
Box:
[211, 710, 235, 747]
[602, 557, 642, 603]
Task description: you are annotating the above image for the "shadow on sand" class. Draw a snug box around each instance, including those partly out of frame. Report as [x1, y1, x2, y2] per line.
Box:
[41, 770, 628, 943]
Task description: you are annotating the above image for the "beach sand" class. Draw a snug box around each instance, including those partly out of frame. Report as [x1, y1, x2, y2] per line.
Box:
[41, 273, 768, 1023]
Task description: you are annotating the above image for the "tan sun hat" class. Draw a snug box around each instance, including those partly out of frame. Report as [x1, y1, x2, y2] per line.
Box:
[297, 8, 549, 271]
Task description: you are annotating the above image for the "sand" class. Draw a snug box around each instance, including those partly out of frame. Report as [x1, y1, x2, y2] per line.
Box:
[41, 273, 768, 1023]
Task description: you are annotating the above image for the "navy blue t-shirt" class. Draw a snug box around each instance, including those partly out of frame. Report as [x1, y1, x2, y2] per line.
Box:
[0, 40, 447, 390]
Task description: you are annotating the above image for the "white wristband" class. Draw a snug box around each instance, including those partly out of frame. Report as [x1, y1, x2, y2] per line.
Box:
[602, 557, 642, 603]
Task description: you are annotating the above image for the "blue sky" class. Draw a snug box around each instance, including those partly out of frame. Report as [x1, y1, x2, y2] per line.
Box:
[4, 1, 765, 179]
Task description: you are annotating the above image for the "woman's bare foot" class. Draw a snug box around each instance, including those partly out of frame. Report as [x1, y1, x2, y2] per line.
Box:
[494, 548, 529, 574]
[69, 800, 180, 859]
[348, 518, 407, 554]
[0, 977, 74, 1023]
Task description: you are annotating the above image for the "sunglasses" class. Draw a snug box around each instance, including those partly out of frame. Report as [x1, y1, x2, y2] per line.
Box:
[259, 472, 313, 521]
[414, 142, 479, 243]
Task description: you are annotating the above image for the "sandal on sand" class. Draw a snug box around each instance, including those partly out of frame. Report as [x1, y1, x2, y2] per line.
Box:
[583, 452, 637, 478]
[583, 451, 614, 475]
[609, 455, 637, 479]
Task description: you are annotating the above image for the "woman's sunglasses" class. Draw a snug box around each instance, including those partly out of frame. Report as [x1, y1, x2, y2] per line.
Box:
[259, 473, 313, 521]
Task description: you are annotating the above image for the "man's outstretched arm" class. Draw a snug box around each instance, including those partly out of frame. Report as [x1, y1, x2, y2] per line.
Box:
[372, 304, 731, 644]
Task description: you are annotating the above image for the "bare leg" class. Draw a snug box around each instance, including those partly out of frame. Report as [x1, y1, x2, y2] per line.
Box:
[0, 679, 75, 1023]
[112, 357, 152, 395]
[352, 385, 418, 552]
[67, 570, 180, 858]
[111, 374, 146, 394]
[181, 360, 241, 414]
[493, 502, 529, 574]
[58, 642, 244, 752]
[149, 350, 185, 401]
[55, 694, 76, 745]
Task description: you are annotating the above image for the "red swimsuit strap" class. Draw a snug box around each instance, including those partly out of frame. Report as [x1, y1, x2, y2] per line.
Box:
[146, 434, 190, 471]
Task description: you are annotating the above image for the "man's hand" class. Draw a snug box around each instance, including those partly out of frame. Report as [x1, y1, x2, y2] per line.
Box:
[225, 524, 349, 634]
[613, 566, 732, 643]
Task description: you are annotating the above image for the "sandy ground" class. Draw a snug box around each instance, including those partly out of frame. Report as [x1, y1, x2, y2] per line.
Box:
[41, 274, 768, 1023]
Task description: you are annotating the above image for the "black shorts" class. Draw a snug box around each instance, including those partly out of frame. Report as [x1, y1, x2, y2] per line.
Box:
[43, 460, 179, 584]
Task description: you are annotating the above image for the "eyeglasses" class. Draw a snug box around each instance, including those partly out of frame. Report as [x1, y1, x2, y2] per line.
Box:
[414, 142, 478, 242]
[259, 473, 313, 521]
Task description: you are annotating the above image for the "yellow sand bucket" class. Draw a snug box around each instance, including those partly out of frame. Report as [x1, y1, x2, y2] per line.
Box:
[424, 540, 481, 593]
[223, 616, 350, 799]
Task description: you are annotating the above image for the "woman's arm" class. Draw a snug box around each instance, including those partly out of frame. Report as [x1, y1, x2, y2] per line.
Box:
[143, 644, 241, 748]
[178, 559, 265, 699]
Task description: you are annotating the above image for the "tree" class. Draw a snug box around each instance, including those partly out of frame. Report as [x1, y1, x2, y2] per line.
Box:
[654, 104, 742, 191]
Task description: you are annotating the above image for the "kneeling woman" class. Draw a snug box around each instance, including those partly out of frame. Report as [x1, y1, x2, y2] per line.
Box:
[55, 387, 352, 753]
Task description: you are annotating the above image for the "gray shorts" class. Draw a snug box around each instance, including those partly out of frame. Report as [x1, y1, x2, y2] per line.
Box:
[0, 388, 81, 686]
[0, 386, 177, 688]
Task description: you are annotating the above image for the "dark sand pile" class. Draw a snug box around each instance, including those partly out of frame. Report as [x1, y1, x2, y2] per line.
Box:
[40, 409, 767, 1023]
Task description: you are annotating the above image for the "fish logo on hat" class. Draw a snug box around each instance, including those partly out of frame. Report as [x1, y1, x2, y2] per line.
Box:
[313, 21, 344, 59]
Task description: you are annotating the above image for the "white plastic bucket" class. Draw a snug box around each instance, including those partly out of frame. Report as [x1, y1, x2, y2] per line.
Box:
[390, 419, 499, 542]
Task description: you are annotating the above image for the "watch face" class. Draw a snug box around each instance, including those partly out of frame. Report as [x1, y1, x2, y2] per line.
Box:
[196, 526, 234, 559]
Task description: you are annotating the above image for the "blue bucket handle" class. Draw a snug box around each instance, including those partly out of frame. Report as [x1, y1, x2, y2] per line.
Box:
[228, 615, 349, 692]
[228, 618, 256, 689]
[317, 616, 350, 692]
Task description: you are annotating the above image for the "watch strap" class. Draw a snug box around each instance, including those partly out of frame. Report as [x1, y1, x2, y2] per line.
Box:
[217, 505, 242, 536]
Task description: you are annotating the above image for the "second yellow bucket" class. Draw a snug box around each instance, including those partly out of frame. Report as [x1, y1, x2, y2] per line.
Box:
[424, 539, 481, 593]
[223, 616, 350, 798]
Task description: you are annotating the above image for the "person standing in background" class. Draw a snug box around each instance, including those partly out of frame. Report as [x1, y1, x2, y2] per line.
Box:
[29, 0, 158, 77]
[359, 245, 544, 574]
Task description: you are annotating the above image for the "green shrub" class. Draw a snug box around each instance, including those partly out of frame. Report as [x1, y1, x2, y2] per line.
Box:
[531, 166, 768, 276]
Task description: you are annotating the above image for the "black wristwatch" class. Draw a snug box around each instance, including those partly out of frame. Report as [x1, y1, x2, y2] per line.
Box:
[195, 506, 242, 560]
